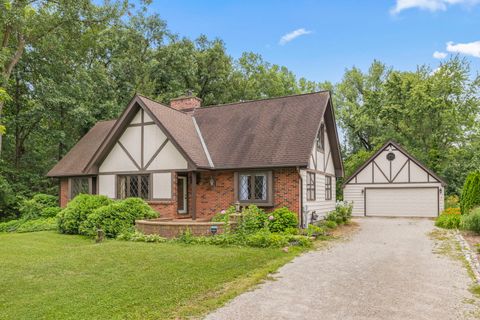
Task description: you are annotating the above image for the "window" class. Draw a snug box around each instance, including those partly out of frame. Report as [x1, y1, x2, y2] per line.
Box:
[238, 172, 270, 203]
[118, 175, 150, 200]
[316, 123, 325, 151]
[325, 176, 332, 200]
[70, 177, 90, 199]
[306, 172, 316, 201]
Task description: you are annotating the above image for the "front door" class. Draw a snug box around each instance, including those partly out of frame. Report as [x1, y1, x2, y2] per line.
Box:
[177, 176, 188, 214]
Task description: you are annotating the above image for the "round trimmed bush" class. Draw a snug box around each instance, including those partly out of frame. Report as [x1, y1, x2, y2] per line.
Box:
[268, 207, 298, 233]
[57, 194, 113, 234]
[79, 197, 158, 238]
[460, 171, 480, 214]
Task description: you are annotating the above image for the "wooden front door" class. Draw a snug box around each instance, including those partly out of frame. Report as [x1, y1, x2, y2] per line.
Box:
[177, 176, 187, 214]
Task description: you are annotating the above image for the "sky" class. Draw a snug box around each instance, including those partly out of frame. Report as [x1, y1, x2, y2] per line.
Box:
[142, 0, 480, 83]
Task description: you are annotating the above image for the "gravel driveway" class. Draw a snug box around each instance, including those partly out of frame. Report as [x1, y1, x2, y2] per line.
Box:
[206, 218, 478, 320]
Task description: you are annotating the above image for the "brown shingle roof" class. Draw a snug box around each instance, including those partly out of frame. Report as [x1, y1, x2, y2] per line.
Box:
[194, 92, 331, 169]
[47, 120, 116, 177]
[47, 92, 344, 177]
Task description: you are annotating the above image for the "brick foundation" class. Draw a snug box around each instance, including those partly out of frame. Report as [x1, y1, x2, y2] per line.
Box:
[135, 219, 231, 238]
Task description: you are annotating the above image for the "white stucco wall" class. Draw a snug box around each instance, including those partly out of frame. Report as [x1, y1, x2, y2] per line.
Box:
[97, 108, 187, 199]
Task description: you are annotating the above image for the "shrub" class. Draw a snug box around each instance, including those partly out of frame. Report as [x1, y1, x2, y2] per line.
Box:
[237, 205, 268, 234]
[79, 197, 158, 238]
[268, 207, 298, 233]
[19, 194, 60, 220]
[335, 201, 353, 223]
[326, 211, 342, 224]
[435, 213, 461, 229]
[461, 207, 480, 233]
[245, 229, 290, 248]
[445, 195, 460, 209]
[16, 218, 57, 233]
[57, 194, 113, 234]
[211, 206, 237, 223]
[460, 171, 480, 214]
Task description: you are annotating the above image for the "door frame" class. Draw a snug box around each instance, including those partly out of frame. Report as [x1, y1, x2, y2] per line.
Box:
[177, 176, 188, 214]
[364, 186, 439, 217]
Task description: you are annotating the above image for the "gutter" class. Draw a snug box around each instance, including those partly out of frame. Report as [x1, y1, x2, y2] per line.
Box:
[192, 117, 214, 168]
[296, 167, 304, 228]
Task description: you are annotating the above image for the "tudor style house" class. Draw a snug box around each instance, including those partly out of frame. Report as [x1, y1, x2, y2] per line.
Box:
[47, 91, 344, 227]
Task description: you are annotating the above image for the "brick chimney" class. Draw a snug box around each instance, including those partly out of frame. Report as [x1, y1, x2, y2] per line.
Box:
[170, 90, 202, 112]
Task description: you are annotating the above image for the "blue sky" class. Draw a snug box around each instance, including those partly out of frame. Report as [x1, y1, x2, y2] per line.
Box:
[143, 0, 480, 83]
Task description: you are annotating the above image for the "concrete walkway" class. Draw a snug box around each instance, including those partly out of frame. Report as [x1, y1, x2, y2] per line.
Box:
[206, 218, 478, 320]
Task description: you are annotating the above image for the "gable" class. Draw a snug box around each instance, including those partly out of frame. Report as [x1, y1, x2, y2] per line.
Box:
[98, 108, 188, 173]
[308, 116, 336, 175]
[344, 142, 444, 185]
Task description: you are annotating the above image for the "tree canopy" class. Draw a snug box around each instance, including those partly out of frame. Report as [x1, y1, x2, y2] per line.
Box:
[0, 0, 479, 220]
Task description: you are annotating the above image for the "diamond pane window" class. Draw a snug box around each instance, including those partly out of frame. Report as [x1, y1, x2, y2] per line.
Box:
[118, 175, 150, 200]
[238, 172, 269, 202]
[70, 177, 90, 199]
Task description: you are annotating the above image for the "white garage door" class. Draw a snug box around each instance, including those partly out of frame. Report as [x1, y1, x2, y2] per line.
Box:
[365, 188, 438, 217]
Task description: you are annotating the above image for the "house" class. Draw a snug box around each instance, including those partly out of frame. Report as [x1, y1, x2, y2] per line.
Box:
[47, 91, 344, 227]
[343, 141, 445, 217]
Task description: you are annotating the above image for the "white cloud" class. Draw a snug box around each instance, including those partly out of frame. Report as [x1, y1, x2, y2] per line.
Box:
[279, 28, 312, 45]
[433, 51, 447, 59]
[446, 41, 480, 57]
[391, 0, 480, 14]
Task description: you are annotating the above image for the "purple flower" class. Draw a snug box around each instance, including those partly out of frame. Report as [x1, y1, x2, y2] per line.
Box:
[268, 215, 274, 221]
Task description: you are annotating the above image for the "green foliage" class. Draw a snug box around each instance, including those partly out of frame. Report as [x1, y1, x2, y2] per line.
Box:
[237, 205, 268, 234]
[19, 193, 58, 220]
[211, 206, 237, 222]
[435, 213, 461, 229]
[445, 195, 460, 209]
[335, 201, 353, 223]
[322, 220, 338, 229]
[0, 174, 18, 221]
[117, 230, 167, 243]
[335, 58, 480, 195]
[245, 229, 290, 248]
[0, 219, 22, 232]
[0, 217, 56, 233]
[57, 194, 113, 234]
[305, 224, 326, 237]
[79, 198, 158, 238]
[268, 207, 298, 233]
[461, 207, 480, 234]
[460, 171, 480, 214]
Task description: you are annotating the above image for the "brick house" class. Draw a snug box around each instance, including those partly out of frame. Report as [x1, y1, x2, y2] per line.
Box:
[47, 91, 344, 227]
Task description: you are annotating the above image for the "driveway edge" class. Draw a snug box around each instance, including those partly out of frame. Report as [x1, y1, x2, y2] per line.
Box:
[456, 231, 480, 283]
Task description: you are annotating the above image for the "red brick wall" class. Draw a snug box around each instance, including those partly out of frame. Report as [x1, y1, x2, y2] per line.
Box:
[59, 178, 69, 207]
[170, 97, 201, 111]
[58, 168, 301, 220]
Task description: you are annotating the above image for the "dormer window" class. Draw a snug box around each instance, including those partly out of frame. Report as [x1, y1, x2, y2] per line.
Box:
[317, 123, 325, 151]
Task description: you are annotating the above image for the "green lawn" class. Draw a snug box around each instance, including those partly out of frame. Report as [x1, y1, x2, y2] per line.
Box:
[0, 231, 302, 319]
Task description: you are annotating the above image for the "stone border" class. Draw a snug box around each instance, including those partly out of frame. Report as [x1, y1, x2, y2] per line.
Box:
[455, 231, 480, 283]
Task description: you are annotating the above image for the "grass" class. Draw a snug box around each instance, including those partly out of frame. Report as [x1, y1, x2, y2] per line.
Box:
[0, 231, 305, 319]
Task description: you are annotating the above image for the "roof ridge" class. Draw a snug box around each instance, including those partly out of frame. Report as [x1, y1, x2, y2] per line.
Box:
[200, 90, 331, 110]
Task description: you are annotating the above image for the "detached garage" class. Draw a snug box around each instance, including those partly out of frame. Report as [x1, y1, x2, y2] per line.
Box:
[343, 141, 445, 217]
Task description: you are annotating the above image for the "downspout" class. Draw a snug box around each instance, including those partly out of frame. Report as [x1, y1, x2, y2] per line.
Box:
[296, 167, 304, 228]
